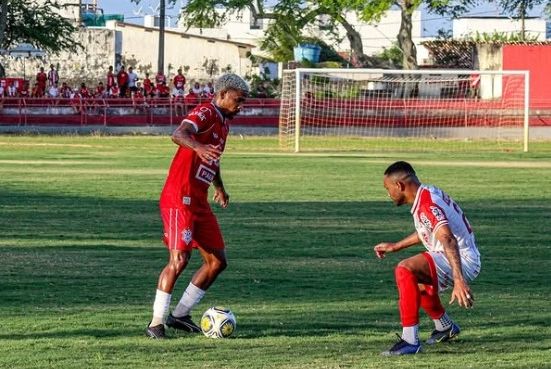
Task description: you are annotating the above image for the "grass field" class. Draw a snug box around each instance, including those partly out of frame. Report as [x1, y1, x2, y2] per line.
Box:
[0, 135, 550, 369]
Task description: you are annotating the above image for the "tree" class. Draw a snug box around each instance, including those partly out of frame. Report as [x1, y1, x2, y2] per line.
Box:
[178, 0, 380, 67]
[0, 0, 80, 77]
[0, 0, 79, 51]
[496, 0, 548, 41]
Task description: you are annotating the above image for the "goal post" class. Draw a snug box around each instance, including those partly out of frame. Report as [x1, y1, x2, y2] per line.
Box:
[278, 68, 530, 153]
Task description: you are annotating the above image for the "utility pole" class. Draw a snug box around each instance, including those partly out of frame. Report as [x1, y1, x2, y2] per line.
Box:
[158, 0, 165, 75]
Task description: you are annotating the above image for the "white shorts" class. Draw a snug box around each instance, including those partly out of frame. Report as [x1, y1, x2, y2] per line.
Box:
[428, 249, 481, 292]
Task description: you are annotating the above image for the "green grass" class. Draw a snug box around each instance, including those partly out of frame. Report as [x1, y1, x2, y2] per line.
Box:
[0, 135, 550, 369]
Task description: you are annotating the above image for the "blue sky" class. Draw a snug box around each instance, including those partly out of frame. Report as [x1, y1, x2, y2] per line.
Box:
[98, 0, 548, 37]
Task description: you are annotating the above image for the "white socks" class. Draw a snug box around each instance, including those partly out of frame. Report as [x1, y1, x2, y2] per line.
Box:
[150, 289, 171, 327]
[402, 325, 419, 345]
[434, 312, 453, 332]
[172, 283, 206, 318]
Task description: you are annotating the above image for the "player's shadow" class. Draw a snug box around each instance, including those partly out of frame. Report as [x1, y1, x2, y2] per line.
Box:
[0, 187, 549, 340]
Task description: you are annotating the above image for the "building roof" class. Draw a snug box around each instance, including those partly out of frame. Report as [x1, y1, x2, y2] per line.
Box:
[456, 16, 541, 20]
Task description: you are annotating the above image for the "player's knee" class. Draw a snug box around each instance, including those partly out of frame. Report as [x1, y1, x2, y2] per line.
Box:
[168, 253, 190, 273]
[210, 258, 227, 274]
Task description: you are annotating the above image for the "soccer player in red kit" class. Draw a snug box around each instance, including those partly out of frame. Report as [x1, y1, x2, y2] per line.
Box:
[374, 161, 480, 355]
[145, 73, 249, 339]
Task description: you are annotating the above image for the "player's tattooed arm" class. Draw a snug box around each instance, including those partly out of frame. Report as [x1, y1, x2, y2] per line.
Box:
[374, 232, 420, 259]
[172, 121, 222, 162]
[436, 225, 474, 308]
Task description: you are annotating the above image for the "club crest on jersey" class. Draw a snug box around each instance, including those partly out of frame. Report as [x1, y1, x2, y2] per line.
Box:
[430, 206, 445, 221]
[213, 132, 218, 139]
[420, 213, 433, 231]
[182, 228, 192, 245]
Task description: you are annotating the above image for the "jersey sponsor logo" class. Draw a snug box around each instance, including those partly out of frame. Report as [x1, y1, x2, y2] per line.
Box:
[420, 212, 433, 231]
[182, 228, 192, 245]
[195, 164, 216, 184]
[430, 206, 445, 221]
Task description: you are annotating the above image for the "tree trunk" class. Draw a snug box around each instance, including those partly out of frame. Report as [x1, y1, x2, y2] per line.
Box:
[336, 14, 375, 67]
[520, 2, 526, 42]
[397, 0, 417, 70]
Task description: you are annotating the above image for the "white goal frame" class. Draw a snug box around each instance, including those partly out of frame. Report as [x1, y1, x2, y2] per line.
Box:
[280, 68, 530, 152]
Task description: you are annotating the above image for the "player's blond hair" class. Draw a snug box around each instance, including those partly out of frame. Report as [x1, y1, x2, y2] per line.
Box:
[215, 73, 249, 95]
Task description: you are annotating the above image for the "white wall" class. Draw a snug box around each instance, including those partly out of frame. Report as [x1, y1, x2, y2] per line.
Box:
[180, 8, 424, 59]
[453, 17, 547, 40]
[106, 22, 254, 81]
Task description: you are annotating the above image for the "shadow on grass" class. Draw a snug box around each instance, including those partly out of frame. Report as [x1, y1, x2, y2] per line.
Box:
[0, 188, 550, 341]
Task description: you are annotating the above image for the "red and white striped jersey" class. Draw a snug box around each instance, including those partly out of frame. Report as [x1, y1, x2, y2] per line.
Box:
[411, 184, 478, 253]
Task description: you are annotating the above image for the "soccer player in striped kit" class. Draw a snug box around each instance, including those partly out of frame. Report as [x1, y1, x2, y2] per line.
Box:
[374, 161, 481, 355]
[146, 73, 249, 339]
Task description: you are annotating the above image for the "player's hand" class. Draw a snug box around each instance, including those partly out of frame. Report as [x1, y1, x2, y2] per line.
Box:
[373, 242, 395, 259]
[213, 187, 229, 208]
[449, 279, 474, 308]
[195, 144, 222, 163]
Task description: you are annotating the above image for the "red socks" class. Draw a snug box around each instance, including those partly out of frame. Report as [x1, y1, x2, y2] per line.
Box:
[395, 266, 420, 327]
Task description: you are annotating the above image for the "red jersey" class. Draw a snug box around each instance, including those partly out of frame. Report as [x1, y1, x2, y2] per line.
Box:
[143, 78, 153, 94]
[117, 71, 129, 86]
[107, 72, 115, 88]
[160, 103, 229, 209]
[173, 74, 186, 89]
[36, 72, 47, 91]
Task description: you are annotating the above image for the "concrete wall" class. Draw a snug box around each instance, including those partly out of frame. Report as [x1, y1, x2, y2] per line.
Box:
[106, 22, 254, 83]
[476, 44, 504, 99]
[0, 28, 116, 88]
[454, 17, 547, 41]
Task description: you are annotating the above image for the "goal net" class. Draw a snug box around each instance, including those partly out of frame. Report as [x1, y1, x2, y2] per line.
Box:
[278, 69, 529, 152]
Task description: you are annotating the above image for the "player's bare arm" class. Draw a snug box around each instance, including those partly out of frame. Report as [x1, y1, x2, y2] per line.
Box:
[374, 231, 420, 259]
[171, 121, 222, 162]
[212, 171, 229, 208]
[435, 225, 474, 309]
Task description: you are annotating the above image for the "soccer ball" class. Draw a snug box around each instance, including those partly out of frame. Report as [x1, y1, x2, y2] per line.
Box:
[200, 306, 236, 338]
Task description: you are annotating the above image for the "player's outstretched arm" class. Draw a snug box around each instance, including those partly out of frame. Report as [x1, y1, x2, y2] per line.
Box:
[212, 171, 229, 208]
[373, 232, 420, 259]
[435, 225, 474, 308]
[172, 121, 221, 162]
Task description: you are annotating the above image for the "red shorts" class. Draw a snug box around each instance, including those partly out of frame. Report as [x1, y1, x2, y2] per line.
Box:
[160, 207, 224, 251]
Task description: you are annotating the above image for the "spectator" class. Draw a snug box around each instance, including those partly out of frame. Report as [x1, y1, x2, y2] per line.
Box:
[184, 88, 198, 107]
[128, 66, 139, 94]
[94, 81, 106, 98]
[7, 81, 17, 97]
[203, 81, 214, 98]
[48, 82, 60, 105]
[31, 82, 41, 97]
[109, 82, 120, 98]
[157, 81, 170, 98]
[143, 73, 153, 97]
[79, 83, 91, 99]
[20, 81, 30, 97]
[117, 65, 129, 97]
[48, 64, 59, 87]
[172, 87, 185, 116]
[155, 71, 166, 88]
[192, 82, 202, 95]
[0, 83, 4, 97]
[173, 68, 186, 95]
[132, 82, 147, 112]
[36, 67, 47, 96]
[60, 82, 72, 99]
[106, 65, 115, 90]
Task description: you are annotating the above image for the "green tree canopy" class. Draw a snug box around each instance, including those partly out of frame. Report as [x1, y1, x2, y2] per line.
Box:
[0, 0, 80, 52]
